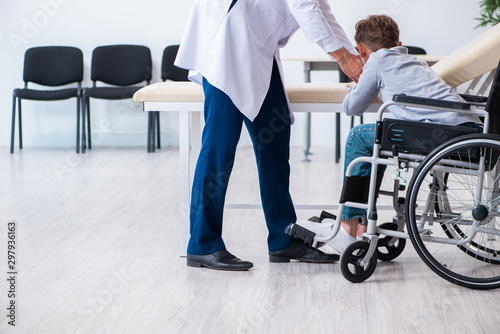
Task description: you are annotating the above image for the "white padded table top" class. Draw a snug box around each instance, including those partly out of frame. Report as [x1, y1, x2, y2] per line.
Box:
[133, 81, 382, 104]
[432, 23, 500, 88]
[133, 82, 204, 103]
[285, 82, 382, 103]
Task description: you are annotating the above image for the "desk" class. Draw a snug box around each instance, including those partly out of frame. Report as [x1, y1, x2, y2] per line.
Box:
[134, 81, 381, 254]
[282, 55, 445, 163]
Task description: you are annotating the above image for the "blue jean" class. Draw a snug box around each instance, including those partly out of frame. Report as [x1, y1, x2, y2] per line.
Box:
[188, 61, 296, 255]
[342, 123, 386, 222]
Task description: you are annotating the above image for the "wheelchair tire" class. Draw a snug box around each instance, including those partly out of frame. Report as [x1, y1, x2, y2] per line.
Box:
[376, 222, 406, 261]
[340, 241, 377, 283]
[406, 134, 500, 289]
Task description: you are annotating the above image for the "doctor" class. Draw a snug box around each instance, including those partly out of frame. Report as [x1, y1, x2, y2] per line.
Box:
[175, 0, 362, 271]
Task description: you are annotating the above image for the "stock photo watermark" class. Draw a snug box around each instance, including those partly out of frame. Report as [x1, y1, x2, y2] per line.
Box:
[8, 0, 74, 53]
[378, 0, 404, 16]
[6, 221, 18, 327]
[235, 299, 274, 333]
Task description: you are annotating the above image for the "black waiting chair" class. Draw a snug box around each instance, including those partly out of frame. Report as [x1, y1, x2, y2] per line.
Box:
[147, 45, 189, 152]
[11, 46, 84, 153]
[82, 44, 152, 153]
[162, 45, 189, 81]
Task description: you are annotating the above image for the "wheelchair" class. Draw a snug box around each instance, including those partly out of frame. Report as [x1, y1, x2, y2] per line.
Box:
[288, 71, 500, 290]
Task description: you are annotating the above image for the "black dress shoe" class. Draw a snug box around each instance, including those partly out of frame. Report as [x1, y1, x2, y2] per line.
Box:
[269, 240, 339, 263]
[186, 250, 253, 271]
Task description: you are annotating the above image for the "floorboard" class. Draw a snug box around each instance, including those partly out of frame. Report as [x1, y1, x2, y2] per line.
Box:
[0, 146, 499, 334]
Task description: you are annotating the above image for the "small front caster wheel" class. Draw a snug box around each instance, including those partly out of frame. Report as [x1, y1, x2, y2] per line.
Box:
[340, 241, 377, 283]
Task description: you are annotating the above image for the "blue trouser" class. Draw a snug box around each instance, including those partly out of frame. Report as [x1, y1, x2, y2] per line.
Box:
[187, 61, 296, 255]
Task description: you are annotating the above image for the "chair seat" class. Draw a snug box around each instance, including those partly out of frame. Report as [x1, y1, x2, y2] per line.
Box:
[86, 86, 144, 100]
[15, 88, 78, 101]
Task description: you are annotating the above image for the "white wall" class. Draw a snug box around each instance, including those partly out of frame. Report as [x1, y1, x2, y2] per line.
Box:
[0, 0, 488, 150]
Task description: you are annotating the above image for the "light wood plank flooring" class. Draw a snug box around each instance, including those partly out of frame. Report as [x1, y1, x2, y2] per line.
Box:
[1, 146, 499, 334]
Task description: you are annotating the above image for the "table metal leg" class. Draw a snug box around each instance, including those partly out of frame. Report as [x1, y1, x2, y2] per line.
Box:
[179, 111, 191, 256]
[302, 63, 312, 162]
[302, 112, 312, 162]
[336, 113, 341, 163]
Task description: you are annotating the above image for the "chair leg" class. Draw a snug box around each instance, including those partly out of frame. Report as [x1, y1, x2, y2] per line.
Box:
[81, 95, 87, 153]
[156, 112, 161, 149]
[149, 112, 157, 153]
[350, 115, 364, 129]
[336, 112, 341, 163]
[18, 98, 22, 150]
[76, 96, 81, 154]
[87, 96, 92, 150]
[151, 112, 156, 152]
[10, 94, 16, 154]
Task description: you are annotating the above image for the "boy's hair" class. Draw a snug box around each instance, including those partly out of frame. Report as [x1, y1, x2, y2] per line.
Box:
[354, 15, 400, 51]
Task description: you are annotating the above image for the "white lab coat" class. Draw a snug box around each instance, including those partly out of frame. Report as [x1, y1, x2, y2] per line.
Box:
[174, 0, 356, 122]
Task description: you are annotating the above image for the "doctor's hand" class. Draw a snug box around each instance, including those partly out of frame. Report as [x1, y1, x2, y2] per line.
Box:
[329, 48, 363, 83]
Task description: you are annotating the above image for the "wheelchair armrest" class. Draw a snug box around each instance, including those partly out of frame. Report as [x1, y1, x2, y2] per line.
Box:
[393, 94, 470, 110]
[459, 94, 488, 103]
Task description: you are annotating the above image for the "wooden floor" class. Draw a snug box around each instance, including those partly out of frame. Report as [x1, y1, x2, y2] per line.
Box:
[1, 146, 499, 334]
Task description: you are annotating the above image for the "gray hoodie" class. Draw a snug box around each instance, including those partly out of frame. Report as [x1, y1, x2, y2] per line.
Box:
[343, 46, 481, 125]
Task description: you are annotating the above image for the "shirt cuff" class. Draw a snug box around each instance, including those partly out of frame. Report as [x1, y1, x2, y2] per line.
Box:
[317, 35, 342, 54]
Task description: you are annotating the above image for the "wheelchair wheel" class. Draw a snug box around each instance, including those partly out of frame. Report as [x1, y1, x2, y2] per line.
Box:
[376, 222, 406, 261]
[406, 134, 500, 289]
[340, 241, 378, 283]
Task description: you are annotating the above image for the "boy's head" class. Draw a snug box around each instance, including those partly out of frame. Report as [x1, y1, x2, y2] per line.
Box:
[354, 15, 400, 53]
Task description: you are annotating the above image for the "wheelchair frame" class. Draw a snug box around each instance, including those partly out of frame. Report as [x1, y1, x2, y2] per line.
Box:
[306, 94, 500, 289]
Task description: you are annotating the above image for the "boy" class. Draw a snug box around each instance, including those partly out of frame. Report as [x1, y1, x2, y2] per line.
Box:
[291, 15, 481, 253]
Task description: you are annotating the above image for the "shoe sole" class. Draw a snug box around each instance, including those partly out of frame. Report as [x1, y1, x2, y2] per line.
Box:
[269, 255, 339, 263]
[186, 259, 204, 268]
[269, 255, 291, 263]
[285, 224, 316, 245]
[186, 259, 253, 271]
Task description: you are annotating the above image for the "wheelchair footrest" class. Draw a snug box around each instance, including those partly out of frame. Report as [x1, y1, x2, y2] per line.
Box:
[285, 224, 316, 245]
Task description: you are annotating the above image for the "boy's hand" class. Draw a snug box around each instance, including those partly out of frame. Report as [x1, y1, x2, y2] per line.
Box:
[329, 47, 363, 83]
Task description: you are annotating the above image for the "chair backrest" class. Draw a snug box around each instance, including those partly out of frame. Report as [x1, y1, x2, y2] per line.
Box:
[404, 46, 427, 55]
[485, 62, 500, 135]
[91, 44, 152, 86]
[161, 45, 189, 81]
[23, 46, 83, 86]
